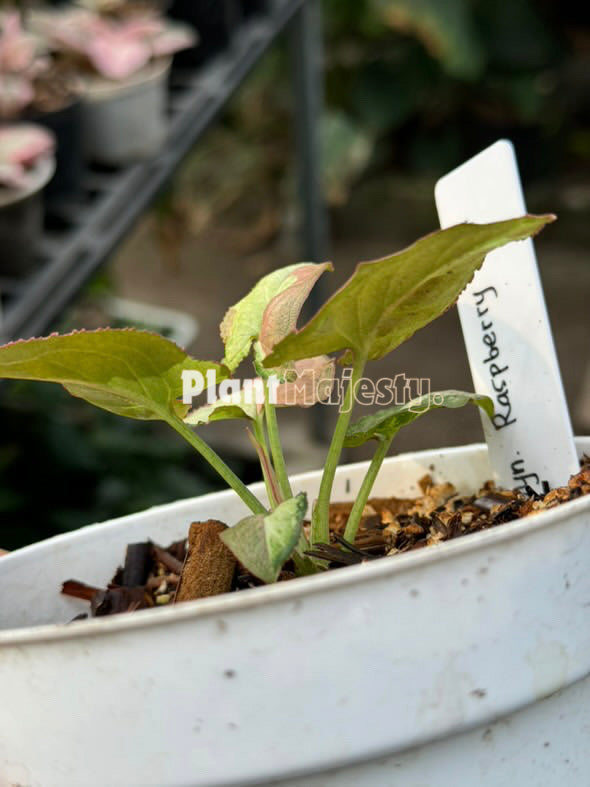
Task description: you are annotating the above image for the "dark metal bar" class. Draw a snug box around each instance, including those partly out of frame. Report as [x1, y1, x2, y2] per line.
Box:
[289, 0, 329, 441]
[289, 0, 328, 268]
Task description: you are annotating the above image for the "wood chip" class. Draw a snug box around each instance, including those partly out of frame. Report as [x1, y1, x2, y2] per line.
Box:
[61, 579, 102, 601]
[151, 543, 184, 575]
[121, 542, 151, 587]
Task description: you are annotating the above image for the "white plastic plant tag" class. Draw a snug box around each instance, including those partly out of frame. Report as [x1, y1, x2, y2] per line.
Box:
[435, 139, 578, 491]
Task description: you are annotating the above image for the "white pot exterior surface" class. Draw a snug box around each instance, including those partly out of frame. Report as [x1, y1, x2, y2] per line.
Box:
[81, 59, 170, 166]
[0, 440, 589, 787]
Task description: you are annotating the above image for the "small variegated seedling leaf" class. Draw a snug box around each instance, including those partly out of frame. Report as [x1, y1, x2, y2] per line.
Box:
[184, 401, 257, 425]
[184, 390, 260, 426]
[220, 262, 333, 372]
[274, 356, 335, 408]
[0, 329, 227, 423]
[263, 216, 555, 368]
[220, 493, 308, 583]
[259, 262, 333, 356]
[345, 390, 494, 447]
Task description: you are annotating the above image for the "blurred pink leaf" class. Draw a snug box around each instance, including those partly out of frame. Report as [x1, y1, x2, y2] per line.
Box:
[151, 27, 196, 58]
[0, 123, 54, 187]
[88, 33, 151, 80]
[0, 74, 34, 117]
[0, 124, 54, 164]
[40, 10, 195, 81]
[0, 11, 48, 116]
[0, 13, 37, 72]
[0, 161, 25, 188]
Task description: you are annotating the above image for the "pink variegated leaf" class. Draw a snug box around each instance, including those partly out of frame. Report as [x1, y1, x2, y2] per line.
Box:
[0, 123, 54, 187]
[274, 356, 335, 408]
[221, 262, 333, 372]
[0, 124, 54, 166]
[0, 12, 20, 42]
[118, 16, 163, 39]
[0, 161, 25, 188]
[35, 10, 99, 57]
[259, 262, 333, 356]
[0, 74, 34, 117]
[0, 13, 37, 72]
[37, 10, 196, 80]
[88, 33, 151, 80]
[151, 25, 197, 58]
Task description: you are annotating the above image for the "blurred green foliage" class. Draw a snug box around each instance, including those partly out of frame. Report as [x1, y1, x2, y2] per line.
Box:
[0, 382, 257, 549]
[322, 0, 575, 180]
[164, 0, 587, 238]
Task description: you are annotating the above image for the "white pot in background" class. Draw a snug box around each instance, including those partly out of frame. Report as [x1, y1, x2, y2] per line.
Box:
[1, 439, 589, 787]
[81, 59, 171, 166]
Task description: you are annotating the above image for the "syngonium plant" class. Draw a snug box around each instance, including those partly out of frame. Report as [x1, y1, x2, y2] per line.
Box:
[0, 11, 49, 118]
[36, 7, 196, 81]
[0, 215, 555, 584]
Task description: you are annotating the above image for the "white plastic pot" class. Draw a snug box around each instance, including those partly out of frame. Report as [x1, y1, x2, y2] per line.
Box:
[81, 59, 170, 166]
[1, 439, 589, 787]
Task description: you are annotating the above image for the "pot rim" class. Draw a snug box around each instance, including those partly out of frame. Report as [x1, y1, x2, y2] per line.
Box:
[0, 155, 55, 209]
[1, 439, 589, 646]
[81, 56, 171, 101]
[27, 91, 83, 121]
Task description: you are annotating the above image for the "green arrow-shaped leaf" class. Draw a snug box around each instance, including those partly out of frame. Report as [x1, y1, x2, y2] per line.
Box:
[220, 493, 308, 583]
[264, 215, 554, 367]
[0, 329, 227, 422]
[345, 390, 494, 447]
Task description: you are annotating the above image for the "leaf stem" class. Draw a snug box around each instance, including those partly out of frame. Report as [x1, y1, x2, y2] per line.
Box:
[311, 357, 366, 545]
[168, 417, 267, 515]
[343, 437, 391, 543]
[264, 388, 293, 501]
[251, 418, 281, 508]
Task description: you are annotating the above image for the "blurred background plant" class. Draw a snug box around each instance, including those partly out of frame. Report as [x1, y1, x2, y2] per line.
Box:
[2, 0, 589, 549]
[0, 375, 258, 551]
[156, 0, 589, 252]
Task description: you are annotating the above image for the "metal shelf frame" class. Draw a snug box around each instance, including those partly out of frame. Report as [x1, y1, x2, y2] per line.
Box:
[0, 0, 326, 342]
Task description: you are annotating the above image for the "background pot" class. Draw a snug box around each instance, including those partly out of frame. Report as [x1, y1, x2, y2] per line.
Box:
[0, 439, 589, 786]
[81, 59, 171, 167]
[100, 295, 200, 347]
[28, 97, 84, 202]
[0, 156, 55, 277]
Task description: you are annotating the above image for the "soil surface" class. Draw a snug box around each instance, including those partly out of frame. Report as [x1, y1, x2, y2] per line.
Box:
[62, 458, 590, 620]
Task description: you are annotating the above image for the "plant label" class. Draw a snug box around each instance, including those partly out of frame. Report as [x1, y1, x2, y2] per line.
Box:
[435, 139, 578, 490]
